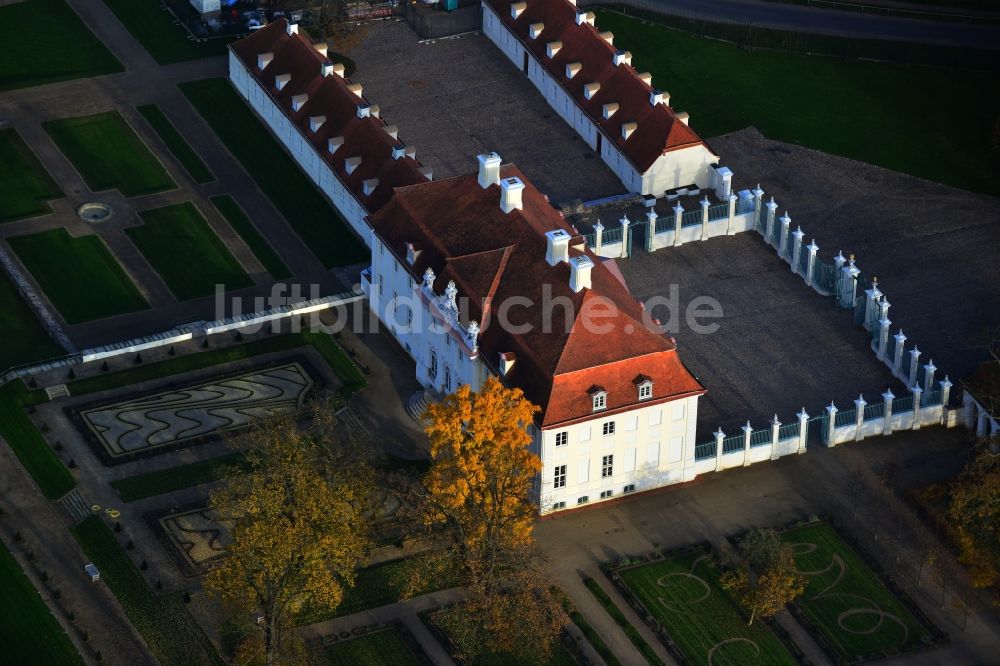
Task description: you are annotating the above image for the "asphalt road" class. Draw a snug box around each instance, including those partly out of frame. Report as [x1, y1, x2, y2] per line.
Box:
[596, 0, 1000, 48]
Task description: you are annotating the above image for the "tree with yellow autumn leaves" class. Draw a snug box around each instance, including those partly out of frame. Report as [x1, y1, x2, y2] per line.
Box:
[948, 438, 1000, 589]
[720, 528, 806, 626]
[205, 405, 373, 665]
[421, 377, 563, 661]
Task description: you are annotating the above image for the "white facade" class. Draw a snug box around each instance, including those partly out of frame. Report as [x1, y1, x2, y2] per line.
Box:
[482, 3, 719, 196]
[228, 50, 372, 246]
[191, 0, 221, 15]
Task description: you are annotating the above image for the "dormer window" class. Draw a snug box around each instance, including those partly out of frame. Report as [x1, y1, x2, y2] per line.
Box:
[590, 388, 607, 412]
[634, 375, 653, 400]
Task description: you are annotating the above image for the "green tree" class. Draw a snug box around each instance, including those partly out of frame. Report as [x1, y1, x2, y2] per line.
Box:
[720, 528, 805, 626]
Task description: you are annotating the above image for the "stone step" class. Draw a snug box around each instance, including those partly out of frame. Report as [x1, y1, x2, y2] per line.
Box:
[405, 390, 437, 424]
[335, 405, 370, 437]
[45, 384, 70, 400]
[59, 489, 91, 525]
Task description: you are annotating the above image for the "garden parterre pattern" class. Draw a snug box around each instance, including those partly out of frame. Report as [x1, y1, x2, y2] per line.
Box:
[160, 508, 230, 572]
[80, 363, 312, 458]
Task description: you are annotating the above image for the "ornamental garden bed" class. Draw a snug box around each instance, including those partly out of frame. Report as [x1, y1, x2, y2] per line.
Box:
[137, 104, 214, 184]
[311, 621, 432, 666]
[0, 128, 62, 222]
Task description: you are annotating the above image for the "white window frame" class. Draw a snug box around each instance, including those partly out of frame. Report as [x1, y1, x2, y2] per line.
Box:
[638, 381, 653, 400]
[624, 483, 636, 494]
[602, 421, 615, 437]
[592, 391, 607, 411]
[555, 431, 568, 447]
[601, 454, 613, 478]
[600, 489, 613, 499]
[554, 465, 566, 489]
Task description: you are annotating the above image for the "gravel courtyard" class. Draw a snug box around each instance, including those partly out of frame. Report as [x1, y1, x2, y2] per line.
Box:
[349, 19, 625, 205]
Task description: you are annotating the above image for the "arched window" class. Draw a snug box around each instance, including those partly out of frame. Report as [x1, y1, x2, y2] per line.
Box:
[429, 350, 438, 379]
[444, 365, 452, 393]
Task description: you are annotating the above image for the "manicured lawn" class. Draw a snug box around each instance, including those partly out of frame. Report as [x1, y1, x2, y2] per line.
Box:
[0, 381, 75, 500]
[210, 195, 292, 279]
[0, 0, 122, 92]
[583, 576, 665, 666]
[71, 516, 221, 665]
[111, 452, 249, 502]
[180, 78, 368, 268]
[43, 111, 175, 197]
[129, 202, 253, 300]
[427, 607, 577, 666]
[0, 541, 82, 666]
[9, 229, 149, 323]
[0, 129, 62, 222]
[103, 0, 233, 65]
[137, 104, 214, 184]
[320, 627, 423, 666]
[561, 595, 622, 666]
[593, 8, 1000, 197]
[299, 554, 463, 624]
[0, 272, 63, 372]
[780, 521, 933, 661]
[617, 550, 798, 666]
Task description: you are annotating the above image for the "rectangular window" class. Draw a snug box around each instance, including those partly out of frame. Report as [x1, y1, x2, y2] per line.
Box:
[552, 501, 566, 510]
[553, 465, 566, 489]
[600, 489, 613, 499]
[601, 454, 613, 478]
[639, 383, 652, 400]
[624, 483, 636, 494]
[555, 431, 568, 447]
[577, 496, 589, 505]
[592, 393, 606, 411]
[602, 421, 615, 437]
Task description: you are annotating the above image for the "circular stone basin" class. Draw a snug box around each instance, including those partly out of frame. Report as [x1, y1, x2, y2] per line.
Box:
[77, 202, 113, 223]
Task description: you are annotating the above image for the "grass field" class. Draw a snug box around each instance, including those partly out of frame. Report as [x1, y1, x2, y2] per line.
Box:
[0, 381, 75, 500]
[617, 550, 798, 666]
[319, 627, 423, 666]
[780, 521, 933, 661]
[0, 0, 122, 92]
[129, 202, 253, 300]
[137, 104, 214, 184]
[210, 195, 292, 279]
[427, 606, 577, 666]
[593, 8, 1000, 197]
[0, 272, 63, 372]
[0, 542, 82, 666]
[9, 229, 149, 323]
[71, 516, 221, 665]
[43, 112, 175, 197]
[0, 129, 62, 222]
[179, 78, 368, 268]
[111, 452, 249, 502]
[103, 0, 234, 65]
[583, 576, 665, 666]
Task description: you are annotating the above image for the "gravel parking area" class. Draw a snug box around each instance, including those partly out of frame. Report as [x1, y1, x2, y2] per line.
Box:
[350, 20, 625, 205]
[618, 233, 903, 439]
[711, 127, 1000, 381]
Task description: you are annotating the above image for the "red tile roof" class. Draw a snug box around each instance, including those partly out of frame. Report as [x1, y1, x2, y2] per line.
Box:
[484, 0, 714, 173]
[368, 164, 704, 427]
[230, 19, 428, 214]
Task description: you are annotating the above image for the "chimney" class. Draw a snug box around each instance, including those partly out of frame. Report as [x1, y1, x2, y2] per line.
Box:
[510, 1, 526, 18]
[344, 156, 361, 175]
[499, 351, 516, 377]
[274, 73, 290, 90]
[545, 229, 570, 265]
[291, 93, 308, 112]
[575, 11, 594, 25]
[546, 41, 562, 58]
[257, 52, 273, 70]
[392, 145, 406, 160]
[676, 111, 690, 125]
[320, 61, 334, 77]
[612, 50, 632, 66]
[621, 121, 637, 140]
[529, 22, 544, 39]
[565, 62, 581, 79]
[500, 177, 524, 214]
[602, 102, 618, 119]
[327, 136, 344, 154]
[383, 125, 399, 139]
[584, 82, 600, 100]
[309, 115, 325, 132]
[649, 90, 663, 106]
[599, 31, 613, 45]
[357, 104, 371, 118]
[362, 178, 379, 196]
[286, 22, 298, 35]
[314, 42, 328, 57]
[569, 256, 593, 292]
[477, 152, 502, 189]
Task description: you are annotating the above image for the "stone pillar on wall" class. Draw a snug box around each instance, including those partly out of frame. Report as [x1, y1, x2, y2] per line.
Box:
[765, 197, 778, 242]
[908, 346, 921, 388]
[805, 240, 818, 287]
[779, 213, 792, 259]
[726, 193, 737, 235]
[646, 210, 657, 252]
[770, 414, 781, 460]
[877, 318, 891, 359]
[619, 216, 630, 259]
[753, 184, 764, 229]
[797, 408, 809, 454]
[912, 385, 923, 429]
[842, 256, 860, 309]
[940, 376, 952, 411]
[863, 277, 882, 332]
[826, 402, 838, 447]
[791, 226, 804, 275]
[923, 360, 937, 395]
[854, 395, 867, 441]
[742, 421, 753, 467]
[594, 220, 604, 255]
[714, 428, 725, 472]
[893, 330, 907, 376]
[882, 389, 895, 436]
[700, 197, 710, 241]
[673, 203, 683, 247]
